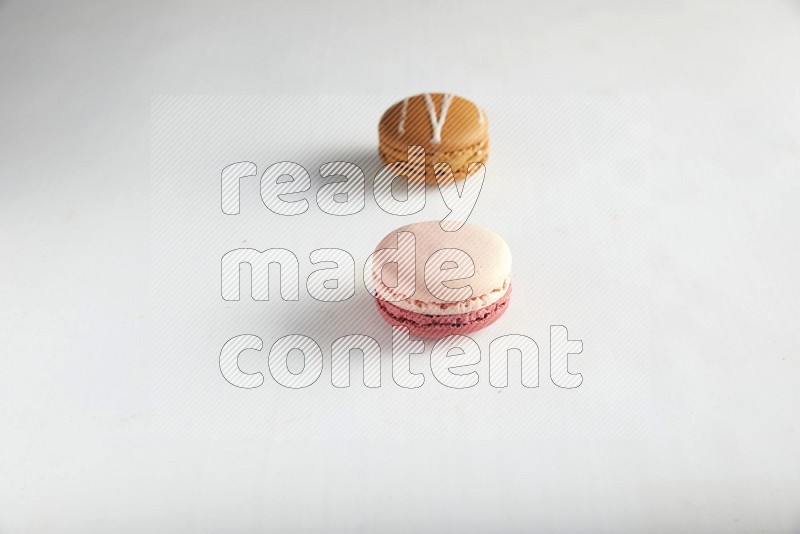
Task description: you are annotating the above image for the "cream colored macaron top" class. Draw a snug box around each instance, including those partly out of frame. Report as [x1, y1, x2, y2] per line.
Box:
[371, 221, 511, 316]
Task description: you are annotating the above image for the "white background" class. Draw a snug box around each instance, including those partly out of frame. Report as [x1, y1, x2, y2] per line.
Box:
[1, 1, 799, 532]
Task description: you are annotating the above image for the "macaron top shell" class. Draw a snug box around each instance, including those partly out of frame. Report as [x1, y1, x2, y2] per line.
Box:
[372, 221, 511, 316]
[379, 93, 488, 155]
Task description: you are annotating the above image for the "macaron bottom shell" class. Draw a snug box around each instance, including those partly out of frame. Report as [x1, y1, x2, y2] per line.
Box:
[378, 143, 488, 185]
[375, 285, 511, 339]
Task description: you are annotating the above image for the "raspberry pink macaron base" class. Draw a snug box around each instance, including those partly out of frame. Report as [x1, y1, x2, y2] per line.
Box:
[376, 285, 511, 339]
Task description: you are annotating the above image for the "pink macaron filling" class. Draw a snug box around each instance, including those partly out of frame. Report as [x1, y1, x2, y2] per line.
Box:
[376, 285, 511, 338]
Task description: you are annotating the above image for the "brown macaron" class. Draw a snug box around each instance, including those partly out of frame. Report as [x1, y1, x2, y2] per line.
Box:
[378, 93, 488, 183]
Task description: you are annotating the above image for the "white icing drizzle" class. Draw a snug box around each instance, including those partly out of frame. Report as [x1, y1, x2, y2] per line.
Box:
[477, 107, 485, 125]
[423, 93, 454, 144]
[398, 98, 408, 135]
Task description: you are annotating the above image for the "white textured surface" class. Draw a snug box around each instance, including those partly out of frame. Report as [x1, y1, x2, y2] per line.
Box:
[1, 1, 800, 532]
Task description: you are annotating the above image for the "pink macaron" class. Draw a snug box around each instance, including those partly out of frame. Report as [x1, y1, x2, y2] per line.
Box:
[369, 221, 512, 338]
